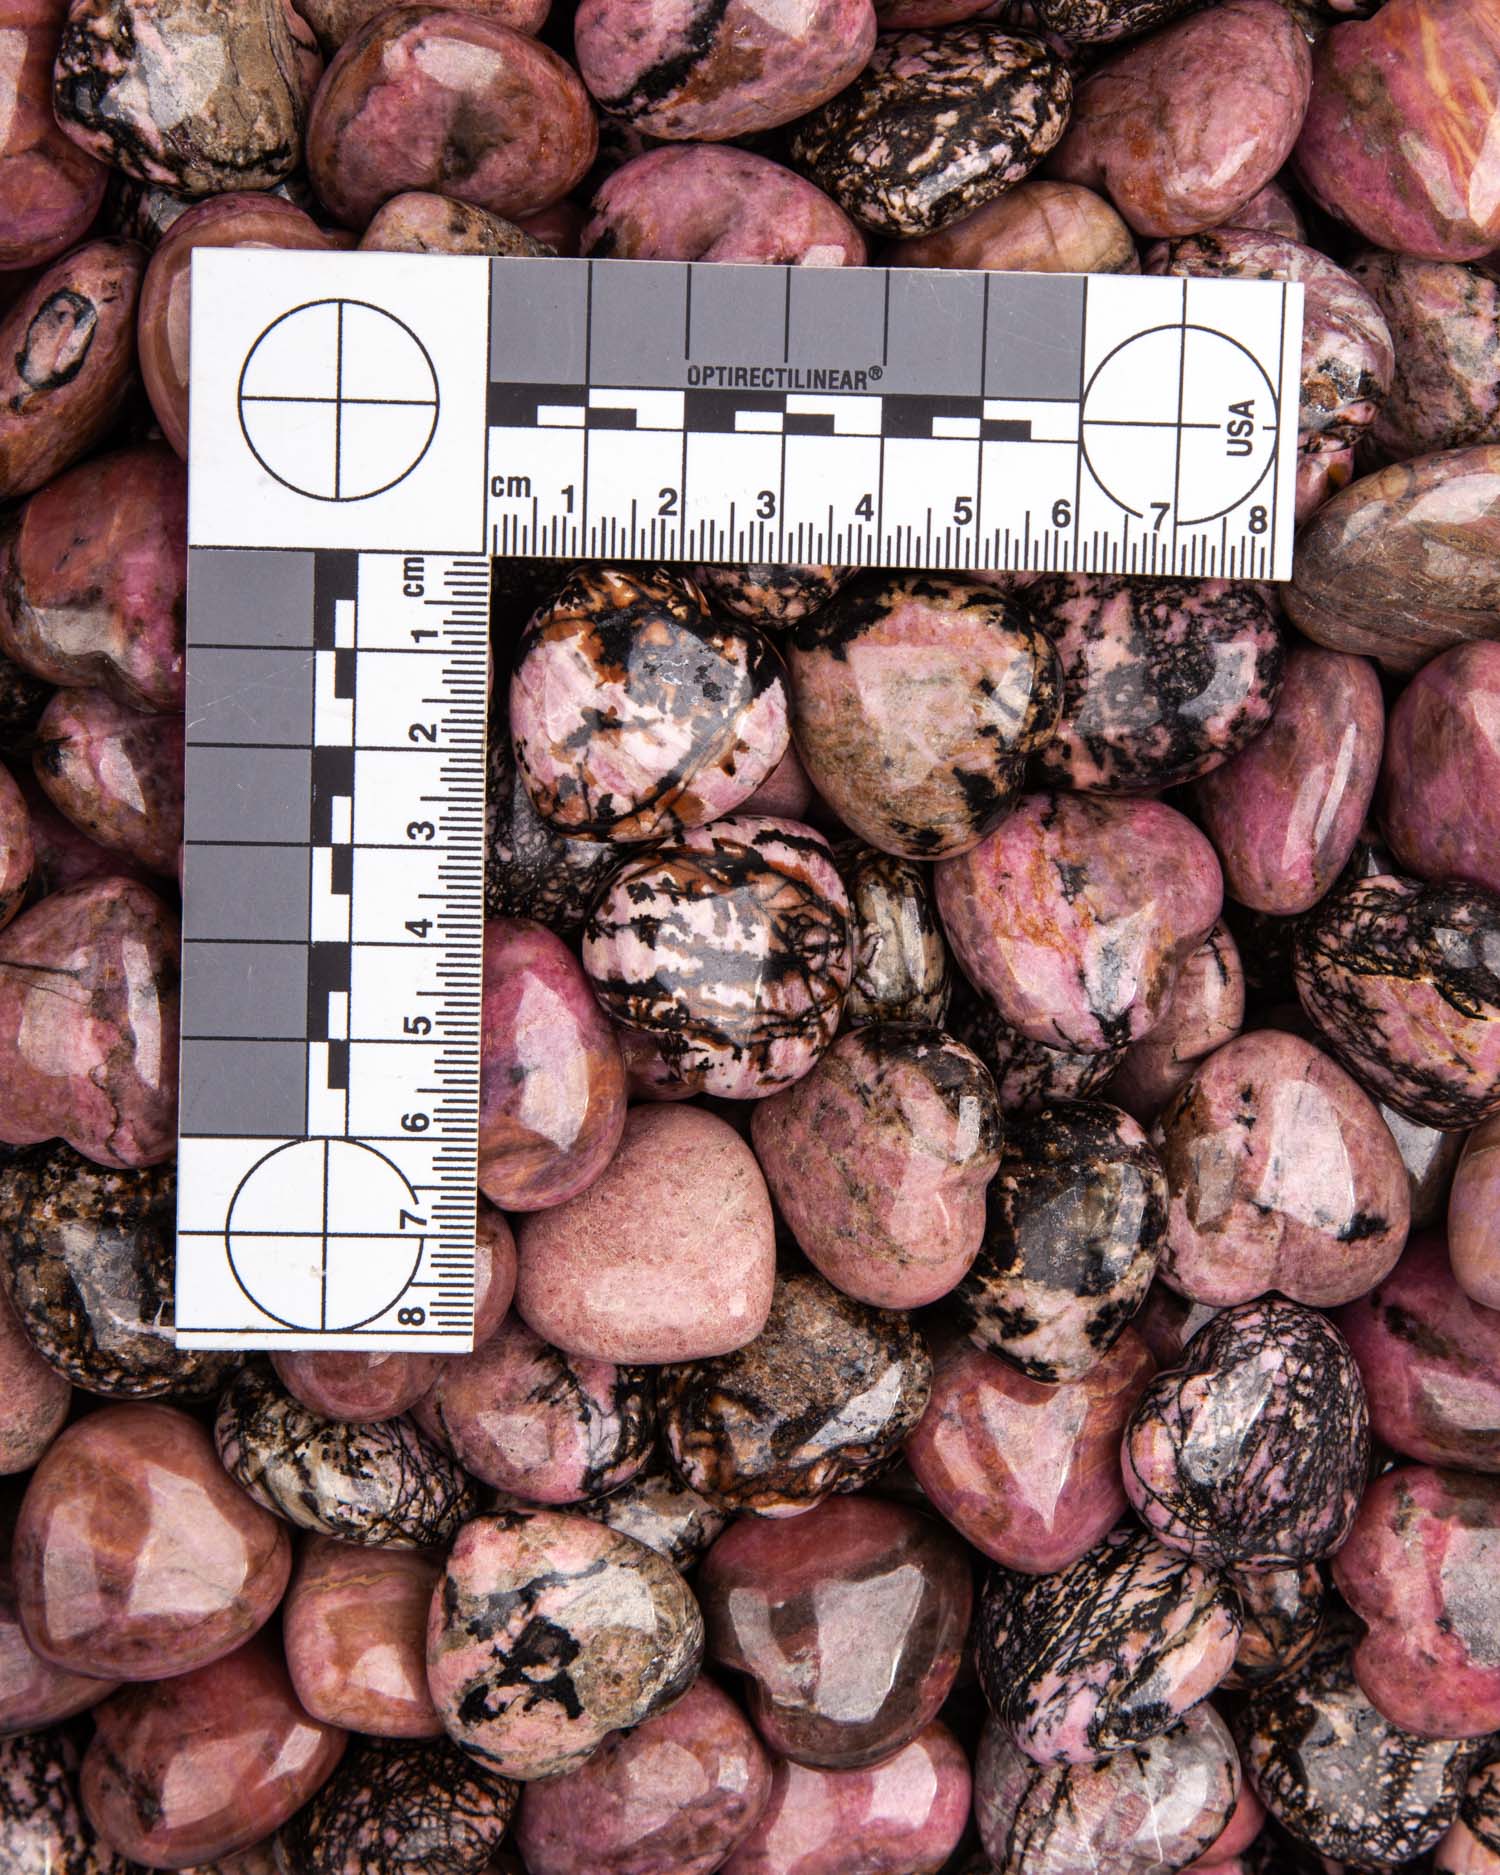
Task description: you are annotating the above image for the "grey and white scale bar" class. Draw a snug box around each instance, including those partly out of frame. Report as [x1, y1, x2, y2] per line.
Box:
[176, 248, 1304, 1350]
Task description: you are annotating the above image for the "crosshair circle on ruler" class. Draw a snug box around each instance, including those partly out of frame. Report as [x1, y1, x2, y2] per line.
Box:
[225, 1137, 427, 1332]
[1080, 325, 1278, 527]
[237, 299, 440, 502]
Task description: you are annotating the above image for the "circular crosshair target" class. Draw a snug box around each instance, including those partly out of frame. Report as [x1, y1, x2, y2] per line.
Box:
[1080, 324, 1279, 528]
[226, 1137, 427, 1332]
[237, 299, 440, 503]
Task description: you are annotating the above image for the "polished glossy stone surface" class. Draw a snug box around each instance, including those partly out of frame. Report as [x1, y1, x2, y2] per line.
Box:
[1237, 1633, 1473, 1867]
[1283, 447, 1500, 672]
[1450, 1114, 1500, 1309]
[1195, 647, 1384, 916]
[282, 1536, 442, 1740]
[751, 1024, 1001, 1308]
[1437, 1748, 1500, 1875]
[1029, 576, 1283, 793]
[936, 791, 1222, 1052]
[978, 1524, 1241, 1764]
[575, 0, 874, 140]
[787, 574, 1061, 859]
[136, 192, 331, 457]
[955, 1098, 1165, 1381]
[0, 878, 179, 1168]
[698, 1496, 969, 1769]
[1381, 640, 1500, 898]
[271, 1348, 440, 1424]
[576, 1453, 727, 1571]
[297, 0, 548, 48]
[1335, 1231, 1500, 1472]
[0, 0, 108, 270]
[789, 27, 1073, 238]
[954, 991, 1126, 1114]
[584, 145, 865, 265]
[1047, 0, 1310, 236]
[215, 1365, 479, 1549]
[0, 1725, 123, 1875]
[34, 689, 181, 877]
[1108, 923, 1245, 1125]
[658, 1270, 932, 1516]
[1294, 872, 1500, 1129]
[484, 727, 619, 938]
[905, 1326, 1153, 1572]
[414, 1311, 654, 1503]
[1356, 254, 1500, 459]
[720, 1720, 971, 1875]
[516, 1104, 776, 1362]
[0, 1548, 116, 1737]
[1145, 233, 1393, 520]
[1333, 1464, 1500, 1738]
[274, 1733, 517, 1875]
[478, 917, 625, 1212]
[582, 817, 851, 1100]
[695, 565, 853, 628]
[836, 844, 951, 1029]
[13, 1401, 290, 1682]
[0, 240, 143, 500]
[511, 567, 789, 844]
[52, 0, 318, 196]
[974, 1703, 1240, 1875]
[886, 178, 1138, 274]
[307, 9, 596, 226]
[1223, 1562, 1326, 1692]
[1124, 1298, 1369, 1568]
[0, 443, 186, 711]
[425, 1510, 704, 1781]
[0, 1144, 234, 1399]
[82, 1638, 346, 1867]
[1154, 1029, 1410, 1306]
[0, 1280, 70, 1477]
[360, 190, 550, 255]
[1294, 0, 1500, 260]
[516, 1672, 771, 1875]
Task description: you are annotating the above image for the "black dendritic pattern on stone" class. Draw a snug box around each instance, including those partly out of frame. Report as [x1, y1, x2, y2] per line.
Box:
[485, 725, 624, 934]
[275, 1736, 519, 1875]
[1294, 873, 1500, 1128]
[977, 1524, 1241, 1759]
[579, 1451, 728, 1569]
[835, 843, 952, 1028]
[1033, 0, 1195, 40]
[788, 28, 1074, 237]
[1125, 1300, 1370, 1568]
[585, 823, 849, 1088]
[1223, 1562, 1326, 1692]
[215, 1363, 479, 1548]
[1237, 1635, 1475, 1867]
[951, 985, 1126, 1113]
[514, 564, 785, 839]
[954, 1099, 1165, 1380]
[0, 1728, 119, 1875]
[658, 1271, 933, 1514]
[1460, 1751, 1500, 1857]
[0, 1142, 238, 1399]
[439, 1516, 704, 1771]
[696, 563, 853, 626]
[1030, 576, 1284, 794]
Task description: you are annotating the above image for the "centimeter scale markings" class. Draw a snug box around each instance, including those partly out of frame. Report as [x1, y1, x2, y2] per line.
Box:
[177, 249, 1303, 1350]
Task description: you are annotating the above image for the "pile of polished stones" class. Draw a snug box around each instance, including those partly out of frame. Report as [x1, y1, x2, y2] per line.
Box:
[3, 0, 1500, 1871]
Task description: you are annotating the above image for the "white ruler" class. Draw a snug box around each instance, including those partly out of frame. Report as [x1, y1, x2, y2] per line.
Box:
[176, 249, 1303, 1350]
